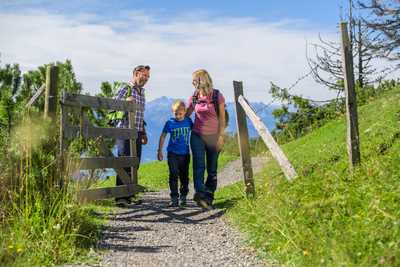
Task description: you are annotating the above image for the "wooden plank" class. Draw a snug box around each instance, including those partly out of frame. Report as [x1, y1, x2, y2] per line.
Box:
[44, 66, 58, 119]
[62, 92, 137, 112]
[65, 125, 136, 140]
[78, 184, 138, 202]
[59, 100, 67, 188]
[340, 21, 361, 168]
[26, 84, 45, 108]
[238, 95, 297, 181]
[97, 141, 133, 187]
[128, 112, 139, 186]
[64, 113, 136, 139]
[79, 156, 139, 170]
[233, 81, 255, 196]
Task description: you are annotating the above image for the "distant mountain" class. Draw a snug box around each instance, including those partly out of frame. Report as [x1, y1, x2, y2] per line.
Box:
[141, 97, 278, 162]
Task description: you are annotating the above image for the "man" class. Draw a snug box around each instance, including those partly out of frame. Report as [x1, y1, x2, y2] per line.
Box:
[115, 65, 150, 206]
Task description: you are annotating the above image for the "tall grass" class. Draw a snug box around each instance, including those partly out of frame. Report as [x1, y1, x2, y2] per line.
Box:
[0, 115, 101, 266]
[215, 85, 400, 266]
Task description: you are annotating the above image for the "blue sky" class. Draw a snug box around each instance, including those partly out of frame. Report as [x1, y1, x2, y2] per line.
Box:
[0, 1, 371, 102]
[1, 0, 343, 27]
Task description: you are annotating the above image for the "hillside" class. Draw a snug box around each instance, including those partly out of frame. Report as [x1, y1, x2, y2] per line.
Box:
[215, 85, 400, 266]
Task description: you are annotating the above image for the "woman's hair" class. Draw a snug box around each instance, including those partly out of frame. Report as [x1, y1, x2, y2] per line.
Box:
[171, 100, 186, 112]
[192, 69, 213, 94]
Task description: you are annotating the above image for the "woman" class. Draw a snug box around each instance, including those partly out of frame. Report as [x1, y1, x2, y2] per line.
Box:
[186, 69, 226, 209]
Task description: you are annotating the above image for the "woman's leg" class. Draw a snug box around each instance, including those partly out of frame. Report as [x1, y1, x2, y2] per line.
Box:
[190, 132, 206, 195]
[205, 136, 219, 203]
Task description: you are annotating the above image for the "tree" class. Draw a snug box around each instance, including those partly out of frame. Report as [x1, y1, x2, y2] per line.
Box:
[0, 63, 22, 136]
[359, 0, 400, 65]
[307, 0, 384, 91]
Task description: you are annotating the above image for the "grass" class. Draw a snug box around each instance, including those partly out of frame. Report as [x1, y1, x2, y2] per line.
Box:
[0, 117, 104, 267]
[214, 85, 400, 266]
[95, 152, 238, 191]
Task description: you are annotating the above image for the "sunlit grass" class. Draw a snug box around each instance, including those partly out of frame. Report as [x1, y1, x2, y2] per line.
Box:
[215, 86, 400, 266]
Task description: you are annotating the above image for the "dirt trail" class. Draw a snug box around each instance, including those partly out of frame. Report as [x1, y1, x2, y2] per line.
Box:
[90, 157, 268, 267]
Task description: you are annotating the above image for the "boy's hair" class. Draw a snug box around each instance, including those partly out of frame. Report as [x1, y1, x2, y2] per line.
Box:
[171, 100, 186, 112]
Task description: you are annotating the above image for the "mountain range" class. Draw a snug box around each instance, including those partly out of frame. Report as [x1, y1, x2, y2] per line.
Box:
[141, 96, 278, 162]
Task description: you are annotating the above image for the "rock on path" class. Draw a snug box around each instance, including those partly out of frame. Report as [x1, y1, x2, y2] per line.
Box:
[95, 157, 268, 267]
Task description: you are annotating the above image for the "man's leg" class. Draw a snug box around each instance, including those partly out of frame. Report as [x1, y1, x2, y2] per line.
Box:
[115, 139, 131, 203]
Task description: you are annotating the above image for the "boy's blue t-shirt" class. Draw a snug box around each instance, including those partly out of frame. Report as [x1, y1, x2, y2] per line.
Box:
[162, 117, 193, 155]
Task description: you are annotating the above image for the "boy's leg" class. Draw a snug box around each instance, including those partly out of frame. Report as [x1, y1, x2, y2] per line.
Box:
[178, 154, 190, 203]
[167, 152, 180, 204]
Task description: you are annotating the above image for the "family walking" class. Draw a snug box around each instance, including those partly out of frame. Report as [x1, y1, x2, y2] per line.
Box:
[114, 65, 226, 210]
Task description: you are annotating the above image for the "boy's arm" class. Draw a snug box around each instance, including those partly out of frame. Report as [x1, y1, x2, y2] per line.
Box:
[157, 132, 167, 161]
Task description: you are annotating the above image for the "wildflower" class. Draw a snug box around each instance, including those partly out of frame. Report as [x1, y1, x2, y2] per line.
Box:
[8, 245, 14, 250]
[303, 250, 309, 256]
[17, 247, 23, 253]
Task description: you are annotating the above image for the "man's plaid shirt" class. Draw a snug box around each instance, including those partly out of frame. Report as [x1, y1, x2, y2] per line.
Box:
[115, 81, 146, 133]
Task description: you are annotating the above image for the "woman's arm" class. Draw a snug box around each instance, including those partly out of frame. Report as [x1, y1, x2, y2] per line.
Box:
[157, 132, 167, 161]
[186, 105, 194, 117]
[216, 102, 226, 151]
[218, 102, 226, 137]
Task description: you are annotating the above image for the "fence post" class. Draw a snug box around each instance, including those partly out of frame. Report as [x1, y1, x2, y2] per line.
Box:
[44, 65, 58, 120]
[238, 95, 297, 181]
[340, 21, 361, 168]
[233, 81, 255, 196]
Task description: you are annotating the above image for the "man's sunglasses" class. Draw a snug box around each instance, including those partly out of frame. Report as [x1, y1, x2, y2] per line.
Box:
[134, 65, 150, 73]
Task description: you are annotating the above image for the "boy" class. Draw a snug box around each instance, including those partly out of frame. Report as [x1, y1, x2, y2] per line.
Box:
[157, 100, 193, 207]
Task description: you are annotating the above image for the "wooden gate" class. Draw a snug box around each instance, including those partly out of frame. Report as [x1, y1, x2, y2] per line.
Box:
[60, 92, 141, 201]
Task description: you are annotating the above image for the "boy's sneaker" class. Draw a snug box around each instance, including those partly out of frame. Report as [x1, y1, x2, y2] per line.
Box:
[179, 198, 187, 207]
[168, 198, 179, 207]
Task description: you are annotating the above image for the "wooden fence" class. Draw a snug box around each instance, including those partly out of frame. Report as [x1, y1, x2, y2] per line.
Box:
[60, 92, 141, 202]
[233, 21, 360, 196]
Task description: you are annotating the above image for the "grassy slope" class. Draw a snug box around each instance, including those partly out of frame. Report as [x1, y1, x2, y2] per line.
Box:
[215, 86, 400, 266]
[96, 153, 238, 190]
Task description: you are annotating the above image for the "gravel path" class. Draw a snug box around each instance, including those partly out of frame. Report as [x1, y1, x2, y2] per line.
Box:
[94, 157, 268, 267]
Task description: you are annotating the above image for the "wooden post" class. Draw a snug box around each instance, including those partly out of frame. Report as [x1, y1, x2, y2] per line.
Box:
[128, 111, 138, 189]
[340, 21, 361, 168]
[44, 65, 58, 120]
[233, 81, 255, 196]
[238, 95, 297, 181]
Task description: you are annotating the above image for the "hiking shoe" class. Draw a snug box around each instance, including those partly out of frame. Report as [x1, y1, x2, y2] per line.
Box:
[116, 198, 129, 208]
[193, 193, 211, 210]
[168, 198, 179, 207]
[179, 199, 187, 207]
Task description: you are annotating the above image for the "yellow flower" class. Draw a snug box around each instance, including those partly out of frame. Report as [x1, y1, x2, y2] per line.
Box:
[303, 250, 309, 256]
[8, 245, 14, 250]
[17, 248, 23, 253]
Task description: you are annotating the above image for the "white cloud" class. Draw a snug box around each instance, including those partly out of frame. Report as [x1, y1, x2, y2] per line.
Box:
[0, 9, 342, 103]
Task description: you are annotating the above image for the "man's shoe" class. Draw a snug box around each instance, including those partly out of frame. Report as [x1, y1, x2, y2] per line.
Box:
[116, 198, 129, 208]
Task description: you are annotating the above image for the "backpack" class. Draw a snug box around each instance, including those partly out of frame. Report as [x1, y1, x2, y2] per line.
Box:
[192, 89, 229, 128]
[106, 83, 133, 126]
